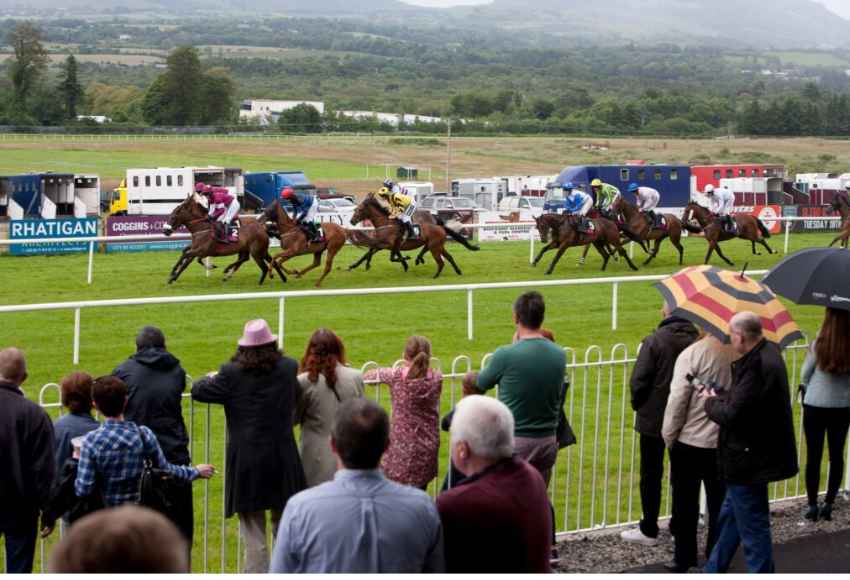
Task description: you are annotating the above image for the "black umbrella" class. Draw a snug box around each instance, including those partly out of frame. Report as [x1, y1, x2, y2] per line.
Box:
[761, 248, 850, 310]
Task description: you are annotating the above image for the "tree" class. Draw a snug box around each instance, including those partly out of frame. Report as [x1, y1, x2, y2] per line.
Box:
[278, 104, 323, 133]
[531, 98, 555, 121]
[6, 21, 48, 111]
[142, 75, 169, 126]
[198, 67, 235, 125]
[58, 54, 84, 120]
[163, 46, 204, 125]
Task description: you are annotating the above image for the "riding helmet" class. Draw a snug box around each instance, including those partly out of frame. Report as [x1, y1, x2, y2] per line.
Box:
[628, 183, 639, 193]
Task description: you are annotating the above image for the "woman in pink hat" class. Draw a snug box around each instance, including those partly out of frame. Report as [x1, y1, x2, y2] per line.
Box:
[192, 319, 306, 573]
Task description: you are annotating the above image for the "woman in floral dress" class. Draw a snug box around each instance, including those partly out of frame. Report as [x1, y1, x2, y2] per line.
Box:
[364, 336, 442, 490]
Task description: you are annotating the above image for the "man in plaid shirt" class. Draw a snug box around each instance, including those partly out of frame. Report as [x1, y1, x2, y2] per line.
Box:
[75, 376, 215, 507]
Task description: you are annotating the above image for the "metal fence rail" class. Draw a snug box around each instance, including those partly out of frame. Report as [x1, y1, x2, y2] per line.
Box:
[14, 340, 846, 573]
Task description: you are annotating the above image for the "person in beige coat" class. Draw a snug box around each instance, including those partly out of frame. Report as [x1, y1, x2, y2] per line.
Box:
[296, 329, 365, 487]
[661, 334, 738, 573]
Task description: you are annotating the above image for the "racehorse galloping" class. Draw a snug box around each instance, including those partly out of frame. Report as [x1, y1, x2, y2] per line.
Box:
[347, 193, 479, 277]
[164, 194, 284, 285]
[683, 201, 774, 267]
[611, 195, 691, 266]
[532, 213, 638, 275]
[829, 193, 850, 249]
[264, 199, 347, 288]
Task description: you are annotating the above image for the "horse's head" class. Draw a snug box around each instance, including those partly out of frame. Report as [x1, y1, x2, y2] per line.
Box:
[535, 214, 557, 244]
[611, 194, 626, 215]
[163, 194, 207, 235]
[352, 193, 388, 226]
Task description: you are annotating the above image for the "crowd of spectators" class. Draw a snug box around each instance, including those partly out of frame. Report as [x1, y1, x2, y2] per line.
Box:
[1, 292, 847, 574]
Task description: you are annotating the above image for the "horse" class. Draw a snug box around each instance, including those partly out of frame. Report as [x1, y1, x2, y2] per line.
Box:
[264, 199, 347, 288]
[532, 213, 638, 274]
[829, 193, 850, 249]
[163, 194, 284, 285]
[347, 192, 479, 278]
[683, 201, 774, 267]
[610, 195, 691, 266]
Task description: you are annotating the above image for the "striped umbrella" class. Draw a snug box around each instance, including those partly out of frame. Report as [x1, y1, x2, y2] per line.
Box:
[654, 265, 804, 348]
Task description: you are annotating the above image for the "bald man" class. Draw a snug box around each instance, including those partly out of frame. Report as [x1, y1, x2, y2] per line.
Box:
[703, 313, 798, 573]
[0, 347, 56, 573]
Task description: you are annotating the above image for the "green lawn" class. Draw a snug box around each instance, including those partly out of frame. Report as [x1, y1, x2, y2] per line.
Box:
[0, 233, 834, 572]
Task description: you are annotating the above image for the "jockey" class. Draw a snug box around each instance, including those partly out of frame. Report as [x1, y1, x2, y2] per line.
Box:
[382, 178, 409, 197]
[591, 178, 620, 217]
[376, 186, 417, 239]
[705, 184, 735, 233]
[203, 185, 240, 243]
[629, 183, 662, 228]
[281, 187, 322, 243]
[563, 184, 594, 230]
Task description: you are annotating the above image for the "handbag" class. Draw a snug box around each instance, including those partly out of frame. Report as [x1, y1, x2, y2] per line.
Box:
[137, 426, 176, 514]
[556, 379, 577, 449]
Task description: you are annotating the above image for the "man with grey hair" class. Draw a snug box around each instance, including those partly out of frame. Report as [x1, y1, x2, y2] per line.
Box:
[436, 395, 552, 573]
[0, 347, 56, 573]
[703, 311, 798, 573]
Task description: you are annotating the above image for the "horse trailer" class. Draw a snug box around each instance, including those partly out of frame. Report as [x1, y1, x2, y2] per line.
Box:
[121, 167, 245, 215]
[0, 173, 101, 219]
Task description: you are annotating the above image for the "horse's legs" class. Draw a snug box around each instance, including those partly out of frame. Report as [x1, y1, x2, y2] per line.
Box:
[615, 241, 639, 271]
[196, 256, 215, 270]
[415, 246, 428, 266]
[671, 235, 684, 265]
[314, 247, 336, 288]
[266, 252, 287, 283]
[222, 252, 249, 280]
[532, 241, 557, 266]
[297, 249, 324, 278]
[442, 248, 462, 275]
[592, 241, 610, 270]
[169, 252, 195, 283]
[579, 244, 591, 265]
[750, 240, 761, 256]
[714, 242, 734, 266]
[643, 238, 663, 266]
[348, 249, 375, 271]
[429, 243, 446, 278]
[759, 238, 774, 255]
[545, 244, 570, 276]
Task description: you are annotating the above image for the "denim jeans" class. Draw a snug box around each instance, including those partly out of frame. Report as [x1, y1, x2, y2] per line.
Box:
[1, 515, 38, 573]
[704, 483, 774, 573]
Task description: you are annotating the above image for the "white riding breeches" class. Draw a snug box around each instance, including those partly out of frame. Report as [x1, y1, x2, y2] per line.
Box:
[221, 200, 240, 223]
[304, 203, 319, 223]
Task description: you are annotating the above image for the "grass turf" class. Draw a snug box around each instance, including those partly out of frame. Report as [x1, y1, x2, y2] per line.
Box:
[0, 232, 834, 571]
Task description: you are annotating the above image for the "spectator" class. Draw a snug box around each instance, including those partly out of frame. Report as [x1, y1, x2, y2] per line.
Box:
[192, 319, 306, 573]
[48, 505, 189, 573]
[464, 291, 565, 487]
[74, 376, 214, 508]
[296, 328, 365, 487]
[437, 395, 552, 573]
[41, 436, 102, 537]
[621, 302, 698, 546]
[364, 335, 442, 490]
[113, 326, 194, 544]
[704, 312, 798, 573]
[0, 347, 55, 573]
[800, 307, 850, 522]
[53, 371, 99, 470]
[662, 333, 738, 572]
[270, 398, 444, 573]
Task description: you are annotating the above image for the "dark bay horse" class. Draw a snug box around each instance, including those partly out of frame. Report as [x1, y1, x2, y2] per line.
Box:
[611, 195, 691, 266]
[264, 199, 347, 287]
[533, 213, 638, 274]
[347, 193, 479, 278]
[163, 194, 284, 284]
[683, 201, 774, 266]
[829, 193, 850, 249]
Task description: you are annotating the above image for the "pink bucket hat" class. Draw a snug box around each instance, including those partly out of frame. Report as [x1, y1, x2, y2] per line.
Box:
[237, 319, 277, 347]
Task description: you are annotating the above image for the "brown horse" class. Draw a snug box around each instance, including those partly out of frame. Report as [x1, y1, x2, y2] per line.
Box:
[533, 213, 638, 274]
[164, 194, 284, 285]
[829, 193, 850, 249]
[264, 199, 347, 287]
[683, 201, 774, 267]
[611, 195, 691, 266]
[347, 192, 479, 278]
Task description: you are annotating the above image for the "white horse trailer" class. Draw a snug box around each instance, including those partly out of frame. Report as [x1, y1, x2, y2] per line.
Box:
[125, 167, 245, 215]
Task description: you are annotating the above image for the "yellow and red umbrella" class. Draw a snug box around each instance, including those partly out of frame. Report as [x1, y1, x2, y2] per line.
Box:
[654, 265, 804, 348]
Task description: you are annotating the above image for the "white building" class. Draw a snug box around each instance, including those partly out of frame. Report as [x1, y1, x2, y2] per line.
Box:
[239, 99, 326, 126]
[338, 110, 448, 127]
[76, 115, 112, 124]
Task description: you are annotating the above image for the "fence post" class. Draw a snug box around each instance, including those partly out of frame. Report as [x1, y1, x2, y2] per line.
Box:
[278, 297, 285, 350]
[73, 308, 81, 365]
[784, 219, 791, 254]
[467, 289, 474, 341]
[529, 231, 535, 265]
[87, 240, 94, 285]
[611, 282, 619, 331]
[629, 241, 634, 260]
[205, 257, 211, 278]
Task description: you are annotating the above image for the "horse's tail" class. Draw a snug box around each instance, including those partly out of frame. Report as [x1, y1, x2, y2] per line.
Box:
[435, 216, 480, 251]
[756, 219, 771, 239]
[682, 222, 703, 234]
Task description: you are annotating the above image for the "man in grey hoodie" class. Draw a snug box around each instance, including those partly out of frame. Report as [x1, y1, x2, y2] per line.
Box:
[113, 326, 193, 548]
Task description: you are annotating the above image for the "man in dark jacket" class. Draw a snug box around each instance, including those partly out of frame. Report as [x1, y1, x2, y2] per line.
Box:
[704, 312, 798, 573]
[113, 326, 193, 545]
[621, 303, 698, 546]
[0, 347, 56, 573]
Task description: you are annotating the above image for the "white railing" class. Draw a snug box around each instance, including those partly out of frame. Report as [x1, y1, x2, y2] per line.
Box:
[0, 270, 771, 366]
[18, 341, 847, 573]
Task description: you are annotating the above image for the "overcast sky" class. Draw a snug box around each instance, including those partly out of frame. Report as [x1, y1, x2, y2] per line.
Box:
[815, 0, 850, 20]
[402, 0, 491, 6]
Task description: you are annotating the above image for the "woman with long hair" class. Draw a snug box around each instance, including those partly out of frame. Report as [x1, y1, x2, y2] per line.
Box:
[192, 319, 306, 573]
[364, 336, 442, 490]
[296, 328, 365, 487]
[801, 307, 850, 522]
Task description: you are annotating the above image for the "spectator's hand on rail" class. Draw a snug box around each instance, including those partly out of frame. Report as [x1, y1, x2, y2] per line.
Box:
[462, 372, 479, 397]
[40, 524, 55, 538]
[196, 464, 216, 479]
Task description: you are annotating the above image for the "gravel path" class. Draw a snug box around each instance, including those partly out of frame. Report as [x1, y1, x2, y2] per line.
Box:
[552, 495, 850, 573]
